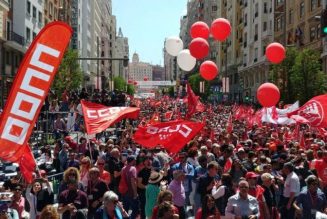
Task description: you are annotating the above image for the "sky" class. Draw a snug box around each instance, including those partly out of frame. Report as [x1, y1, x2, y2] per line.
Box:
[112, 0, 188, 66]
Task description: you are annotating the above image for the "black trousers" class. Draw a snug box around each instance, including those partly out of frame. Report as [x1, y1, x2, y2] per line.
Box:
[279, 196, 296, 219]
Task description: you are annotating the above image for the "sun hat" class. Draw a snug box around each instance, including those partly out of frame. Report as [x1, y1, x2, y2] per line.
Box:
[148, 171, 163, 184]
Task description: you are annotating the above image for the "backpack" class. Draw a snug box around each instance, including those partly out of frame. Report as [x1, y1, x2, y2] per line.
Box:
[118, 168, 128, 195]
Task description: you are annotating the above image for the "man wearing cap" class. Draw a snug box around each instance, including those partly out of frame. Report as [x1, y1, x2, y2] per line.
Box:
[170, 152, 194, 206]
[120, 155, 139, 219]
[280, 162, 300, 219]
[246, 172, 265, 219]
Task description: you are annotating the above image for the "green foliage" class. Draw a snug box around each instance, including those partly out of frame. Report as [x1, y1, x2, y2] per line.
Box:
[188, 73, 213, 100]
[126, 84, 135, 95]
[270, 48, 297, 103]
[290, 49, 327, 104]
[113, 76, 126, 91]
[270, 48, 327, 104]
[53, 49, 83, 96]
[168, 86, 175, 97]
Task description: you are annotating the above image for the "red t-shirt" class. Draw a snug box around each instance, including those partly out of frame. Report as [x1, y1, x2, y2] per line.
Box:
[314, 159, 327, 185]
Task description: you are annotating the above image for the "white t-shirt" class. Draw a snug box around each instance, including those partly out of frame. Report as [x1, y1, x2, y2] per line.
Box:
[283, 171, 300, 197]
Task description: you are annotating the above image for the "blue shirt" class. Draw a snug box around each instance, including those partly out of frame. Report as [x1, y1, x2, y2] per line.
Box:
[225, 193, 260, 218]
[296, 189, 327, 219]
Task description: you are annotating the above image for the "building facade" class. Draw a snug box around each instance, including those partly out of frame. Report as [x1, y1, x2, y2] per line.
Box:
[129, 52, 152, 81]
[152, 65, 165, 81]
[113, 27, 129, 81]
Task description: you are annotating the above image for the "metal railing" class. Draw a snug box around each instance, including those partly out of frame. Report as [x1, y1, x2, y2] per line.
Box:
[7, 31, 25, 46]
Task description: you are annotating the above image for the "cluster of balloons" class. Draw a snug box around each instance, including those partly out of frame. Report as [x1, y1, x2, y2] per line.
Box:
[165, 18, 232, 81]
[127, 79, 138, 86]
[256, 43, 286, 107]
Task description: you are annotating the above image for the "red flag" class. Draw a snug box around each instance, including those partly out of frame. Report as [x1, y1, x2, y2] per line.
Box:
[226, 113, 233, 133]
[224, 158, 233, 173]
[290, 115, 310, 124]
[19, 144, 36, 184]
[133, 120, 205, 153]
[81, 100, 140, 135]
[288, 94, 327, 127]
[299, 131, 305, 148]
[164, 111, 173, 120]
[0, 22, 71, 183]
[186, 83, 204, 117]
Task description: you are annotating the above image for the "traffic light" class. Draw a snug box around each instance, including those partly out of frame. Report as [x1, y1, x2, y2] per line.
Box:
[321, 9, 327, 37]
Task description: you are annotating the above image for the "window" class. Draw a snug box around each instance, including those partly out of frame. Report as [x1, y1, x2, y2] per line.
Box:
[26, 1, 31, 14]
[276, 17, 282, 31]
[289, 9, 293, 24]
[32, 6, 36, 19]
[310, 26, 316, 41]
[33, 32, 36, 39]
[255, 24, 258, 41]
[49, 2, 53, 15]
[264, 2, 268, 13]
[26, 27, 31, 42]
[263, 21, 267, 31]
[254, 48, 258, 60]
[38, 11, 42, 24]
[212, 6, 217, 11]
[300, 2, 304, 18]
[311, 0, 317, 11]
[255, 3, 258, 17]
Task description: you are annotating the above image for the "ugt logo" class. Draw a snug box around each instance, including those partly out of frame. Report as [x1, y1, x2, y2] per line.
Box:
[298, 100, 324, 126]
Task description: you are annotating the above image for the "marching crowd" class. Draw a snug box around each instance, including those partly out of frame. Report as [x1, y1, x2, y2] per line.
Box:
[0, 88, 327, 219]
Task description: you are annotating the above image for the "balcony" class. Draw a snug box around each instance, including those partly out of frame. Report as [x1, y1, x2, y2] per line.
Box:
[7, 31, 25, 46]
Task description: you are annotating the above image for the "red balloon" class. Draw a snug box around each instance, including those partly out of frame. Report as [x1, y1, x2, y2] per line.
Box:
[211, 18, 231, 41]
[257, 83, 280, 107]
[200, 61, 218, 81]
[134, 81, 138, 85]
[128, 79, 133, 84]
[144, 77, 148, 81]
[190, 21, 210, 39]
[265, 42, 286, 64]
[189, 38, 209, 60]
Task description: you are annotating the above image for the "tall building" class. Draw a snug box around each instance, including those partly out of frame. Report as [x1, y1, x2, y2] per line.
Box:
[113, 27, 129, 80]
[44, 0, 71, 24]
[128, 52, 152, 81]
[13, 0, 43, 48]
[152, 65, 165, 81]
[238, 0, 274, 102]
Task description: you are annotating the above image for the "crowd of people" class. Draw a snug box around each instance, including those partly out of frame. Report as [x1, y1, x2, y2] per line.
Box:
[0, 88, 327, 219]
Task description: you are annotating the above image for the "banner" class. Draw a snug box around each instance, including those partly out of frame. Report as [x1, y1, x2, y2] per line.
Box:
[81, 100, 140, 135]
[133, 120, 205, 153]
[186, 83, 204, 117]
[288, 94, 327, 127]
[0, 22, 72, 182]
[262, 101, 299, 125]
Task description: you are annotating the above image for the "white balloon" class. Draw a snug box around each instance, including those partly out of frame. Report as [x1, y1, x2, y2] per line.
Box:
[165, 36, 183, 56]
[177, 49, 196, 71]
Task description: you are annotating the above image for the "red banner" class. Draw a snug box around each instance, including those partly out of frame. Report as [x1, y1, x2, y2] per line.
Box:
[133, 120, 205, 153]
[81, 100, 140, 135]
[0, 21, 72, 182]
[288, 94, 327, 127]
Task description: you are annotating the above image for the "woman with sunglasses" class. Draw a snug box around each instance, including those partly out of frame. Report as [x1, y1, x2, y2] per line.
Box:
[94, 191, 129, 219]
[58, 167, 84, 194]
[80, 157, 91, 189]
[294, 175, 327, 219]
[96, 158, 111, 186]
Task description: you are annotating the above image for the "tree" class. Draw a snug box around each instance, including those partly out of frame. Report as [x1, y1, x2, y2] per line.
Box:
[126, 84, 135, 95]
[188, 73, 213, 100]
[53, 49, 83, 96]
[270, 48, 297, 103]
[290, 49, 327, 104]
[113, 76, 126, 91]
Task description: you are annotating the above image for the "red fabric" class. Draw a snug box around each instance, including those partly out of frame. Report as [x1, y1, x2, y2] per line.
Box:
[186, 83, 204, 117]
[149, 112, 160, 124]
[299, 131, 305, 148]
[313, 159, 327, 186]
[81, 100, 140, 135]
[0, 22, 71, 178]
[224, 158, 233, 173]
[133, 120, 205, 153]
[19, 145, 36, 184]
[288, 94, 327, 127]
[290, 115, 310, 124]
[164, 111, 173, 120]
